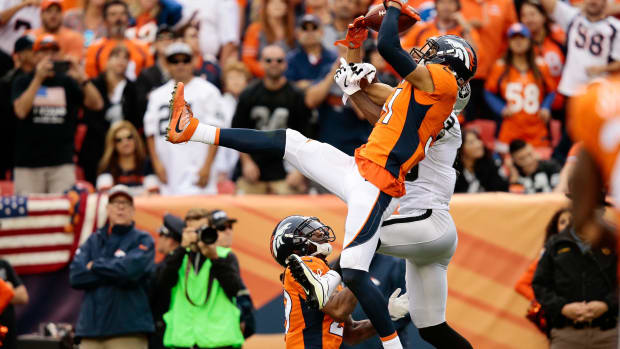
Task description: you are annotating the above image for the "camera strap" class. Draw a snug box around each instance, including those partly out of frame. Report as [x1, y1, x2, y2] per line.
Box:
[184, 255, 209, 307]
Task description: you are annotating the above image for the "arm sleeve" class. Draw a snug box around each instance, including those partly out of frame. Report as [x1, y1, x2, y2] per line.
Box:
[484, 89, 507, 115]
[377, 7, 418, 78]
[532, 246, 567, 323]
[211, 251, 244, 300]
[541, 92, 555, 110]
[69, 237, 109, 289]
[551, 1, 580, 31]
[91, 233, 155, 283]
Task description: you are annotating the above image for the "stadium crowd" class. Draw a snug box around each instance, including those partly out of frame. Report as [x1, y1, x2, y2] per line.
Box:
[1, 0, 616, 197]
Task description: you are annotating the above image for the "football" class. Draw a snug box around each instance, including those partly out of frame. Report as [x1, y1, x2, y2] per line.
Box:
[360, 4, 418, 33]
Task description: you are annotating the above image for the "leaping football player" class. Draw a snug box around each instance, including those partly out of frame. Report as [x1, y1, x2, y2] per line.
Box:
[165, 1, 475, 347]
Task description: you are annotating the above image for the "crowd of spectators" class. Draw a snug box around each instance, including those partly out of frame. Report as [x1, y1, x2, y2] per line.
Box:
[1, 0, 618, 196]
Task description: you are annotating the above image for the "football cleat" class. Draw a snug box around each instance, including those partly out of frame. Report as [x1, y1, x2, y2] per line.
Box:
[166, 82, 198, 143]
[286, 254, 329, 309]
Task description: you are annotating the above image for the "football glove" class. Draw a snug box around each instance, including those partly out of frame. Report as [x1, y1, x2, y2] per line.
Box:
[333, 58, 377, 103]
[334, 17, 368, 49]
[388, 288, 409, 321]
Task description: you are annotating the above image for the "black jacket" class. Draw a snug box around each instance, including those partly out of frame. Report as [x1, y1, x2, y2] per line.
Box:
[532, 229, 618, 329]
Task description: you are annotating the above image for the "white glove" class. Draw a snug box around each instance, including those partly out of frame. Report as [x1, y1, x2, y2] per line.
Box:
[333, 58, 377, 104]
[387, 288, 409, 321]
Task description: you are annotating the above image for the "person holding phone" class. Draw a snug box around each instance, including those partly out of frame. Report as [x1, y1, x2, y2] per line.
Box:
[11, 33, 103, 194]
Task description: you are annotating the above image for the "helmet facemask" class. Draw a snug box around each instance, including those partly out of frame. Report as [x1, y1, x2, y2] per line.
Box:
[410, 37, 439, 65]
[295, 218, 336, 258]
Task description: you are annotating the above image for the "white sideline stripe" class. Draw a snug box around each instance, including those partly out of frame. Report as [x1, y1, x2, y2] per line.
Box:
[1, 251, 70, 266]
[27, 199, 71, 212]
[0, 215, 71, 230]
[0, 233, 74, 248]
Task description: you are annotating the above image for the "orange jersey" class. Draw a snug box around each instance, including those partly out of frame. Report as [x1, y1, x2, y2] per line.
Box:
[85, 38, 153, 79]
[241, 22, 264, 77]
[355, 64, 458, 197]
[569, 77, 620, 199]
[283, 256, 343, 349]
[401, 21, 482, 54]
[533, 30, 565, 110]
[461, 0, 517, 78]
[28, 27, 84, 60]
[485, 59, 557, 147]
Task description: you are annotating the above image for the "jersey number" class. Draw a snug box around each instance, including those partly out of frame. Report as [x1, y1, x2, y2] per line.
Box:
[329, 320, 344, 337]
[575, 23, 604, 56]
[283, 290, 292, 334]
[505, 83, 540, 114]
[381, 88, 403, 124]
[250, 106, 289, 130]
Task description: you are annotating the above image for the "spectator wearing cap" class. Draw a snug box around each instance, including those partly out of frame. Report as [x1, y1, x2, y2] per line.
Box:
[149, 213, 183, 349]
[285, 14, 337, 91]
[69, 184, 155, 349]
[0, 0, 40, 55]
[85, 0, 153, 80]
[144, 42, 226, 195]
[27, 0, 85, 60]
[11, 33, 103, 194]
[154, 207, 246, 348]
[0, 35, 35, 180]
[484, 23, 557, 152]
[126, 0, 183, 46]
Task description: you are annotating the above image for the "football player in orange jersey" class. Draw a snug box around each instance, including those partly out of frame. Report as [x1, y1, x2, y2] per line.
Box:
[165, 1, 475, 347]
[567, 77, 620, 253]
[270, 215, 409, 349]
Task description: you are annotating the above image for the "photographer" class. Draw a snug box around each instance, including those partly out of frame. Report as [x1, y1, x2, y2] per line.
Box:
[11, 33, 103, 194]
[157, 208, 245, 349]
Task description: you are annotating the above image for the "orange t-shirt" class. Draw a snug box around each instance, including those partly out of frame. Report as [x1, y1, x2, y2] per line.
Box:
[485, 58, 557, 147]
[401, 21, 482, 53]
[28, 27, 85, 61]
[283, 256, 344, 349]
[355, 64, 458, 197]
[85, 38, 153, 79]
[241, 22, 264, 77]
[125, 13, 159, 46]
[460, 0, 518, 79]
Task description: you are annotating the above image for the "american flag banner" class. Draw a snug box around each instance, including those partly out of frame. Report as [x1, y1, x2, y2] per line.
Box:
[0, 191, 108, 275]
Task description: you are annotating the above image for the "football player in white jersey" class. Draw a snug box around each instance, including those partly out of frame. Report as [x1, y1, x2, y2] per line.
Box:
[287, 59, 473, 348]
[540, 0, 620, 96]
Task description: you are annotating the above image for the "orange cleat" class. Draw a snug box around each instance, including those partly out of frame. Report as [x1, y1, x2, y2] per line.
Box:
[166, 82, 198, 144]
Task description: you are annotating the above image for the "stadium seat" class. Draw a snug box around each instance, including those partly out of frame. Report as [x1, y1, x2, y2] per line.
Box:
[464, 119, 497, 150]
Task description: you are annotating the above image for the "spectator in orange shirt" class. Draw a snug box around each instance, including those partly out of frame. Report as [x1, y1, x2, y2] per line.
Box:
[485, 24, 557, 151]
[242, 0, 296, 77]
[28, 0, 84, 61]
[63, 0, 107, 48]
[85, 0, 153, 80]
[461, 0, 517, 121]
[401, 0, 480, 55]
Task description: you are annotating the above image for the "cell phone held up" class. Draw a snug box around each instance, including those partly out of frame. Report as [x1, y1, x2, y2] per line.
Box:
[52, 60, 70, 75]
[196, 224, 218, 245]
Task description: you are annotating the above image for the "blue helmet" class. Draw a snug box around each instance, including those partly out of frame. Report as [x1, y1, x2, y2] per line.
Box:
[270, 215, 336, 268]
[411, 34, 477, 84]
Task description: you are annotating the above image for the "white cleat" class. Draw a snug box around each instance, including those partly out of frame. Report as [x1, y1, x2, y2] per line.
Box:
[286, 254, 330, 309]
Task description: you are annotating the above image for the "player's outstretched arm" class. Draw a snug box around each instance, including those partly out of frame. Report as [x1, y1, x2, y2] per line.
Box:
[343, 317, 377, 345]
[377, 2, 433, 93]
[349, 91, 383, 123]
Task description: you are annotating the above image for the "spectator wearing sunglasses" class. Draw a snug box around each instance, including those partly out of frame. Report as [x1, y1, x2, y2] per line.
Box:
[95, 121, 159, 195]
[80, 44, 142, 185]
[144, 42, 226, 195]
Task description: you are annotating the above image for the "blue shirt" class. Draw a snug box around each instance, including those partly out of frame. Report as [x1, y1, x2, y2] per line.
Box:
[285, 46, 337, 82]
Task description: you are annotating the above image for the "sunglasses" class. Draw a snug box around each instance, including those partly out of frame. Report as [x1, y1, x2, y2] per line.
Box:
[115, 134, 134, 143]
[301, 25, 319, 31]
[264, 58, 284, 64]
[168, 57, 192, 65]
[215, 222, 233, 231]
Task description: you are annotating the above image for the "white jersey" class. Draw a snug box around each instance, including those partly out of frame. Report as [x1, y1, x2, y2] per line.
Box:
[144, 77, 226, 195]
[552, 1, 620, 96]
[212, 92, 239, 178]
[0, 0, 40, 54]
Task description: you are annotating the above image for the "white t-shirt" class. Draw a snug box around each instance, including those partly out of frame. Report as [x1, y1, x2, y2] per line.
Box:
[0, 0, 40, 54]
[178, 0, 240, 60]
[399, 113, 461, 212]
[144, 77, 226, 195]
[552, 1, 620, 96]
[212, 92, 239, 178]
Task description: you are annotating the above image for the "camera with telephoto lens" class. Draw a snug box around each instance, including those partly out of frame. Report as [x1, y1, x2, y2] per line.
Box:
[196, 224, 218, 245]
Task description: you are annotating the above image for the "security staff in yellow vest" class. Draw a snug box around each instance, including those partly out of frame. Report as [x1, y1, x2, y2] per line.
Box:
[157, 208, 245, 349]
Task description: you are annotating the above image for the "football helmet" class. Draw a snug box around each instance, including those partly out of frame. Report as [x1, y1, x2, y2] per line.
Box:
[411, 35, 477, 85]
[270, 215, 336, 267]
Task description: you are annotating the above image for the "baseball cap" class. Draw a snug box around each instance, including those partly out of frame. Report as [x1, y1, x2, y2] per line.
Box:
[33, 34, 60, 52]
[298, 14, 321, 28]
[165, 42, 192, 59]
[41, 0, 63, 11]
[209, 210, 237, 230]
[159, 213, 184, 242]
[107, 184, 133, 204]
[14, 35, 34, 53]
[507, 23, 531, 38]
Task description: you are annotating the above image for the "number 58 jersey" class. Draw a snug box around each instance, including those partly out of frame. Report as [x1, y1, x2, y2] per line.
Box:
[282, 256, 343, 349]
